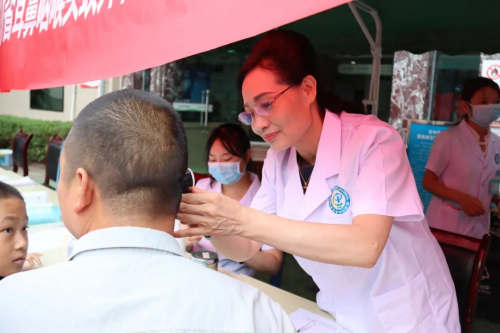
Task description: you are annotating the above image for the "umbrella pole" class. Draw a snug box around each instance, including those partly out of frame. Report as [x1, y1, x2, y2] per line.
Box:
[348, 1, 382, 116]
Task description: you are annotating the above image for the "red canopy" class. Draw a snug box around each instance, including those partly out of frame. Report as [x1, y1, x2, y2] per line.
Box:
[0, 0, 350, 92]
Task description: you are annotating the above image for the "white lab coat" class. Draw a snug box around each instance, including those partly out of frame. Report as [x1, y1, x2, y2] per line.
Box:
[251, 111, 460, 333]
[195, 172, 273, 276]
[426, 120, 500, 239]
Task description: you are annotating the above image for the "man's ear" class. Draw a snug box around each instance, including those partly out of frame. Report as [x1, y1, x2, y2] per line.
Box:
[73, 168, 94, 214]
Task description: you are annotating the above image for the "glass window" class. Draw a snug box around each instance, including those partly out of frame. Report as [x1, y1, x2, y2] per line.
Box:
[431, 53, 481, 121]
[30, 88, 64, 112]
[176, 54, 242, 124]
[333, 56, 394, 122]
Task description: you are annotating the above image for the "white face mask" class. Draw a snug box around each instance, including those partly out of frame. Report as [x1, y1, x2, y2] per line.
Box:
[469, 103, 500, 127]
[208, 161, 243, 185]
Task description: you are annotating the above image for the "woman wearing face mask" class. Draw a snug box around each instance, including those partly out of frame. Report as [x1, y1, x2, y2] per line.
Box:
[177, 31, 459, 333]
[424, 77, 500, 239]
[185, 123, 283, 276]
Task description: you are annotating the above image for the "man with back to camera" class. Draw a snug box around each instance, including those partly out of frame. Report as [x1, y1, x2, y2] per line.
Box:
[0, 90, 294, 333]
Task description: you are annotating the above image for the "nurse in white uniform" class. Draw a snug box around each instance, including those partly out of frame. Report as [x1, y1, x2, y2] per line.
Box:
[185, 124, 283, 276]
[176, 31, 460, 333]
[424, 77, 500, 239]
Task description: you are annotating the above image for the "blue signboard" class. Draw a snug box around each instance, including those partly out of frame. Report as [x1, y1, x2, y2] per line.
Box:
[407, 121, 451, 212]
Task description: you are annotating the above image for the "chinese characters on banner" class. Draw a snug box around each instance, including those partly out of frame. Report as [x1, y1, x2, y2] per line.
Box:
[0, 0, 349, 91]
[1, 0, 125, 44]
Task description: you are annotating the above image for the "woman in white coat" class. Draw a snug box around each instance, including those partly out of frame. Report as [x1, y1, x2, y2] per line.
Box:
[185, 123, 283, 276]
[176, 31, 460, 333]
[423, 77, 500, 239]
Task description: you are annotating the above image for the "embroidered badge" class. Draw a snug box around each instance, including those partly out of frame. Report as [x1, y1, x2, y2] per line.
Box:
[495, 153, 500, 165]
[329, 186, 350, 214]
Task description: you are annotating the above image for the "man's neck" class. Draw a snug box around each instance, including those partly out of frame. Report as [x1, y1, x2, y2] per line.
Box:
[83, 215, 176, 237]
[467, 119, 489, 141]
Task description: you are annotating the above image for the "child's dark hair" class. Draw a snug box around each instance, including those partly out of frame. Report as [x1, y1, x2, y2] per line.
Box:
[0, 182, 24, 202]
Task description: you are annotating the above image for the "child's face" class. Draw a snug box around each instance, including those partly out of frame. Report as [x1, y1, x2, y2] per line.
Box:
[0, 198, 28, 277]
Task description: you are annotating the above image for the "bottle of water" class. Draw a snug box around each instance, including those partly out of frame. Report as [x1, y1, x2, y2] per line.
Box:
[489, 170, 500, 195]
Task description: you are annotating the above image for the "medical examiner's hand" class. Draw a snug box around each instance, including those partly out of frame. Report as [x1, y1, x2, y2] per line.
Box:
[175, 187, 247, 238]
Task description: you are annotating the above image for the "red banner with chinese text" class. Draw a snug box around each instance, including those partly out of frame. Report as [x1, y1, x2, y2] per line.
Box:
[0, 0, 350, 92]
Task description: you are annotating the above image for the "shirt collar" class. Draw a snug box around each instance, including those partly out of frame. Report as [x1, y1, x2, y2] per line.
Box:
[69, 227, 184, 260]
[239, 172, 260, 203]
[465, 120, 490, 143]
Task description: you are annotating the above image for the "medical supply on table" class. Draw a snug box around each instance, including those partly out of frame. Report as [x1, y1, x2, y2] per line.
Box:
[191, 251, 218, 271]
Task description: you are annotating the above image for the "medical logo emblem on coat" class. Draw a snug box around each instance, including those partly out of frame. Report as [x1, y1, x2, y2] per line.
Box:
[496, 153, 500, 165]
[329, 186, 350, 214]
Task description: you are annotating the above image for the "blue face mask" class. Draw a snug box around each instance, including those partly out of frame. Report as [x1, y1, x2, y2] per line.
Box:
[208, 161, 243, 185]
[470, 104, 500, 127]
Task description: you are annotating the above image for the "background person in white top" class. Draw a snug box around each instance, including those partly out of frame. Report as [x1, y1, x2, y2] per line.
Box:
[0, 90, 294, 333]
[176, 31, 460, 333]
[424, 77, 500, 239]
[186, 123, 283, 276]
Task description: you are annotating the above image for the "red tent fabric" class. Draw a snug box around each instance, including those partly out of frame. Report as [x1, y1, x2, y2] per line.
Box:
[0, 0, 350, 92]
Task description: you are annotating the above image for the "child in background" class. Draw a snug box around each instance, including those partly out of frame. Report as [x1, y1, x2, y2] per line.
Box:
[0, 182, 42, 280]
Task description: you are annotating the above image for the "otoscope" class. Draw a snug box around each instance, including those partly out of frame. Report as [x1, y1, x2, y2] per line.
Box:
[181, 168, 195, 194]
[180, 168, 211, 239]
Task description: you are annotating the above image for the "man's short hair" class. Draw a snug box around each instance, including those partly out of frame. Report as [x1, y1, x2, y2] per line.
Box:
[64, 89, 188, 218]
[0, 182, 24, 202]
